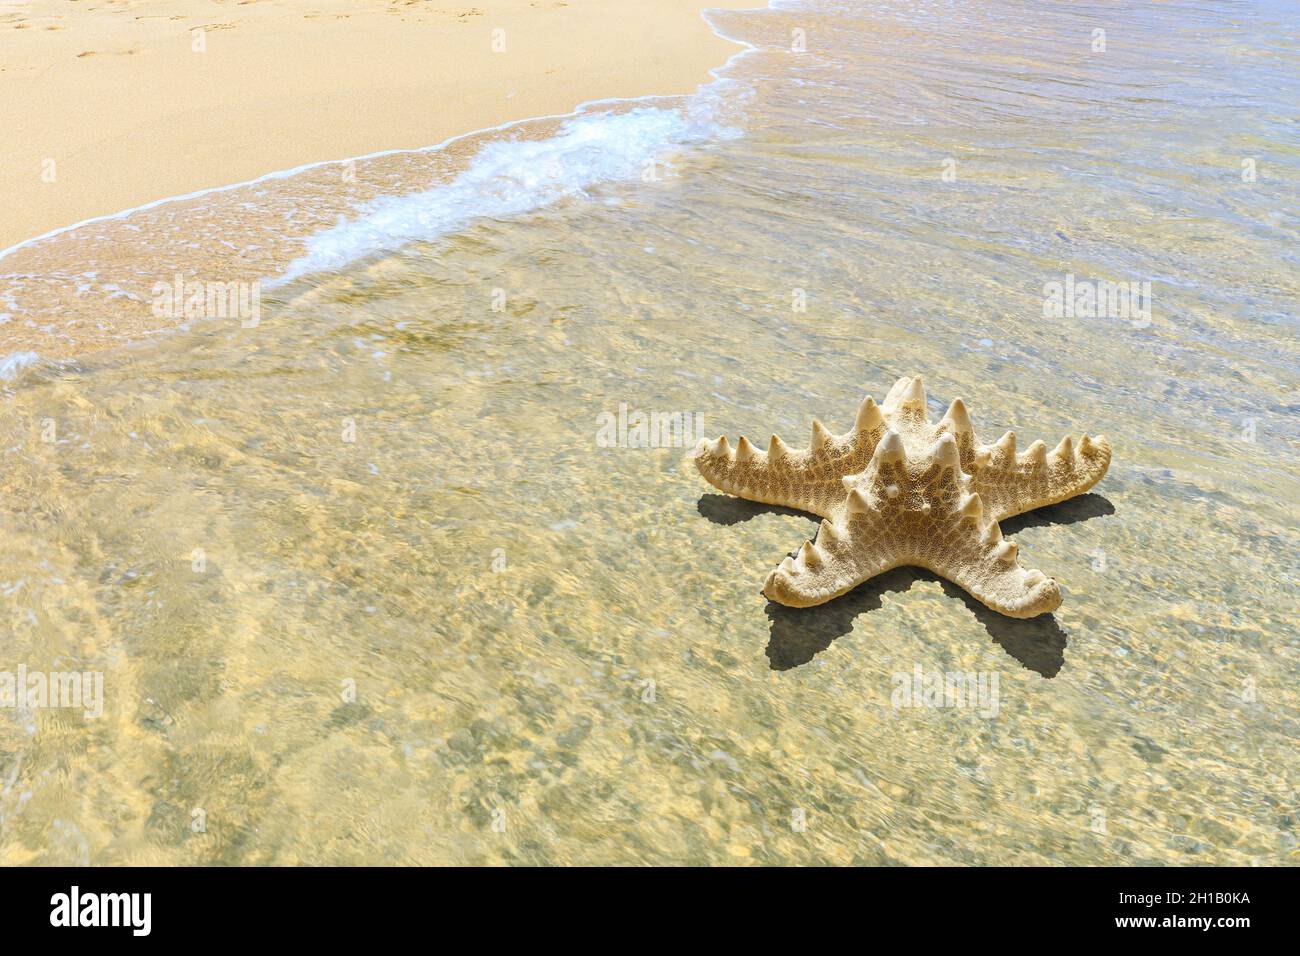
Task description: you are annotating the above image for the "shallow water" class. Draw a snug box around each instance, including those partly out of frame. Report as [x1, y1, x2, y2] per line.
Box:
[1, 0, 1297, 864]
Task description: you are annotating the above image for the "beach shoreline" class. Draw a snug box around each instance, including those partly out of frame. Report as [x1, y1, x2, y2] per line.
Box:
[0, 0, 752, 250]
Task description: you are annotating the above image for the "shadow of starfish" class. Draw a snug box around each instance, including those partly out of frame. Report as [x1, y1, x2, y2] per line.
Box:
[698, 492, 1115, 676]
[1000, 493, 1115, 535]
[695, 493, 813, 526]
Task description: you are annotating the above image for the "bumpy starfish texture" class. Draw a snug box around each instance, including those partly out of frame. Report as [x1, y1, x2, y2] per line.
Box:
[693, 375, 1111, 618]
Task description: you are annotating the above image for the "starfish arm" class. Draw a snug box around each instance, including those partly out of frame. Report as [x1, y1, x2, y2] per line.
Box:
[762, 516, 898, 607]
[927, 519, 1063, 618]
[969, 433, 1111, 522]
[693, 398, 887, 518]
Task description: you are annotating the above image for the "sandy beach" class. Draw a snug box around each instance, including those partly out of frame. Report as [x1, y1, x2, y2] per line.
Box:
[0, 0, 748, 249]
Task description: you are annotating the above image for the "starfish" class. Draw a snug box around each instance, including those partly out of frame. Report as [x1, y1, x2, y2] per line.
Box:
[692, 375, 1111, 618]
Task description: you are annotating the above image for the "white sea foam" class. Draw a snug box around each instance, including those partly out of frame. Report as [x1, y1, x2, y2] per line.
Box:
[280, 106, 731, 282]
[0, 352, 40, 380]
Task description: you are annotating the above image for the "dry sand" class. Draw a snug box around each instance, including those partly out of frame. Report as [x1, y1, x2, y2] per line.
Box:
[0, 0, 750, 249]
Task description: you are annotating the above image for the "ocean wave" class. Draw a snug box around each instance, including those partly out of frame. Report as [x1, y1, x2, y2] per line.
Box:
[280, 106, 734, 282]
